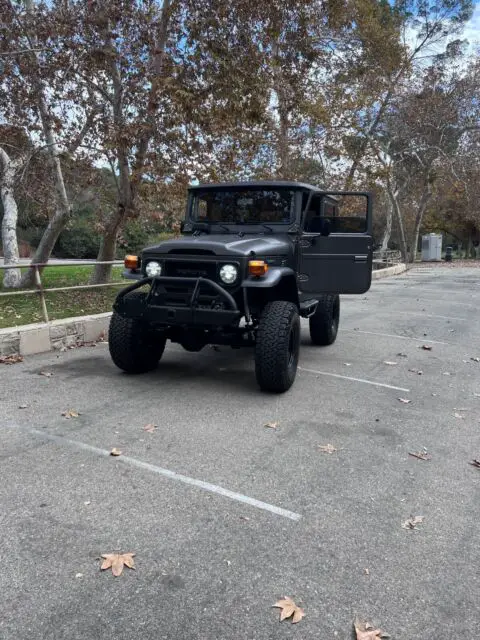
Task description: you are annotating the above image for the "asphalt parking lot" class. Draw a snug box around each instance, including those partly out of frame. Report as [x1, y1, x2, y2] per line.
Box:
[1, 265, 479, 640]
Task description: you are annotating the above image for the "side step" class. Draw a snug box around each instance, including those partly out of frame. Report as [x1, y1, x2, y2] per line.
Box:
[299, 299, 318, 318]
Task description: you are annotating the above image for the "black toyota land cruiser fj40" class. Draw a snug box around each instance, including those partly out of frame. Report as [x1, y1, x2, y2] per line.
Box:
[109, 181, 373, 392]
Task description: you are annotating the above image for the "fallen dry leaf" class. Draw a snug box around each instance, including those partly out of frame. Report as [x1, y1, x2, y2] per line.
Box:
[18, 404, 28, 409]
[398, 398, 411, 404]
[354, 618, 390, 639]
[383, 361, 397, 366]
[272, 597, 305, 624]
[469, 459, 480, 468]
[317, 443, 337, 454]
[62, 409, 79, 419]
[143, 423, 158, 433]
[408, 368, 423, 375]
[470, 357, 480, 363]
[454, 412, 464, 419]
[364, 568, 370, 576]
[402, 515, 424, 529]
[0, 354, 24, 364]
[421, 345, 433, 351]
[100, 552, 135, 576]
[264, 421, 279, 429]
[343, 362, 352, 366]
[39, 371, 53, 377]
[397, 352, 408, 358]
[408, 450, 431, 461]
[110, 448, 122, 457]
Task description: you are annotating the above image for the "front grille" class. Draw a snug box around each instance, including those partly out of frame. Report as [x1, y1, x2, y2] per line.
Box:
[164, 260, 217, 280]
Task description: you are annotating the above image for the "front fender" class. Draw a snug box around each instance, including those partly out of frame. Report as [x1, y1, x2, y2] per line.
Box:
[242, 267, 295, 288]
[122, 269, 143, 280]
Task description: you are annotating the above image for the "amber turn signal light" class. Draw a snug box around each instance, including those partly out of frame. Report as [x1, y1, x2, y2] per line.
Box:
[248, 260, 268, 277]
[124, 254, 139, 269]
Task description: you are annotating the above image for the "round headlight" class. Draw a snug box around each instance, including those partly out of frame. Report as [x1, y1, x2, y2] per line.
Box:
[219, 264, 238, 284]
[145, 261, 162, 277]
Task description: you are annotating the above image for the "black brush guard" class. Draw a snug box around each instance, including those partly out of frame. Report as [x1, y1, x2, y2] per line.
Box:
[113, 276, 240, 327]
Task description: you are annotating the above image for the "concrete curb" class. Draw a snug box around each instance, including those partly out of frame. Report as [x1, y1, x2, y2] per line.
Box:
[1, 265, 407, 357]
[371, 263, 407, 279]
[0, 312, 112, 357]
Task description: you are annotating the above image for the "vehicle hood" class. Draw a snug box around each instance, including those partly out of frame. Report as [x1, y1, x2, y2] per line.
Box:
[142, 234, 292, 258]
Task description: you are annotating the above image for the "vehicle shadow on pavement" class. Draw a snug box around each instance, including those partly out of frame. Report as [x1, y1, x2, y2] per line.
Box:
[30, 349, 262, 393]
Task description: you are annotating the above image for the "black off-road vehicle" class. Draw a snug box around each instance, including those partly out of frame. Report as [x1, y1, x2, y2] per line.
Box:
[109, 181, 373, 392]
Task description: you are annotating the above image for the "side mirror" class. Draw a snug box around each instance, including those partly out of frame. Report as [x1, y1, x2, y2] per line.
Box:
[321, 218, 331, 237]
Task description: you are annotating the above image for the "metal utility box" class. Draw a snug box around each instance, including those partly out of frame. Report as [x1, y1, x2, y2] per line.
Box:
[421, 233, 442, 261]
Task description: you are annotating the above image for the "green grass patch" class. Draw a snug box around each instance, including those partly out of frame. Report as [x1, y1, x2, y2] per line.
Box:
[0, 264, 125, 329]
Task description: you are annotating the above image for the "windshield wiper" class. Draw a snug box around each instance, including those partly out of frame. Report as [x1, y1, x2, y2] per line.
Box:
[238, 222, 274, 234]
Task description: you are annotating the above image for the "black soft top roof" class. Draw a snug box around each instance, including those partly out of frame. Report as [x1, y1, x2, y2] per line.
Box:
[188, 180, 321, 192]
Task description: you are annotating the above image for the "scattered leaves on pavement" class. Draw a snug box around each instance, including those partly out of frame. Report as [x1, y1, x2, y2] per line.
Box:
[143, 423, 158, 433]
[402, 515, 424, 529]
[470, 357, 480, 363]
[110, 448, 122, 456]
[100, 552, 135, 576]
[354, 618, 390, 639]
[264, 421, 279, 429]
[398, 398, 411, 404]
[408, 368, 423, 375]
[39, 371, 53, 377]
[469, 459, 480, 468]
[420, 345, 433, 351]
[0, 354, 24, 364]
[383, 361, 397, 366]
[62, 409, 79, 419]
[317, 443, 337, 454]
[272, 597, 305, 624]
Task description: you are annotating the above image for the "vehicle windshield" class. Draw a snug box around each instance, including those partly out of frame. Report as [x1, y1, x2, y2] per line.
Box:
[191, 188, 295, 224]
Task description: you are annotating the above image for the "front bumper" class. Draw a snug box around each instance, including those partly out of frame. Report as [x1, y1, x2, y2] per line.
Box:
[113, 276, 241, 327]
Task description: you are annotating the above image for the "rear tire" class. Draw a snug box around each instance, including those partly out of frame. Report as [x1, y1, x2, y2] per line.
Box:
[255, 301, 300, 393]
[109, 292, 166, 373]
[309, 294, 340, 346]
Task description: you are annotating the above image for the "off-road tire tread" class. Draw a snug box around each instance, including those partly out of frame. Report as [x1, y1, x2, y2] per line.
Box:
[255, 300, 300, 393]
[309, 294, 340, 346]
[109, 292, 165, 373]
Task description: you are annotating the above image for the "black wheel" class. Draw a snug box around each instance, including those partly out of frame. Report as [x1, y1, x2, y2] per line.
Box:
[108, 292, 166, 373]
[309, 294, 340, 346]
[255, 301, 300, 393]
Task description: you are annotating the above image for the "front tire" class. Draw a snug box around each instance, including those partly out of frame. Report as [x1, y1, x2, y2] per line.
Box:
[255, 301, 300, 393]
[109, 292, 166, 373]
[309, 294, 340, 346]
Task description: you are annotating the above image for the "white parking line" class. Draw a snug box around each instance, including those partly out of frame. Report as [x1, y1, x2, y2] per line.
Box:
[298, 367, 410, 392]
[394, 311, 467, 322]
[18, 427, 302, 522]
[342, 329, 448, 344]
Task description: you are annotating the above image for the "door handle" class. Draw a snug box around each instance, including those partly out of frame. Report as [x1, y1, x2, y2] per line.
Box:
[354, 255, 368, 262]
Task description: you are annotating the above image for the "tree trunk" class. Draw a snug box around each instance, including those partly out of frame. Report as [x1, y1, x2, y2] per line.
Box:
[385, 181, 408, 262]
[0, 148, 21, 288]
[91, 208, 124, 283]
[380, 201, 393, 251]
[20, 0, 72, 287]
[409, 183, 432, 263]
